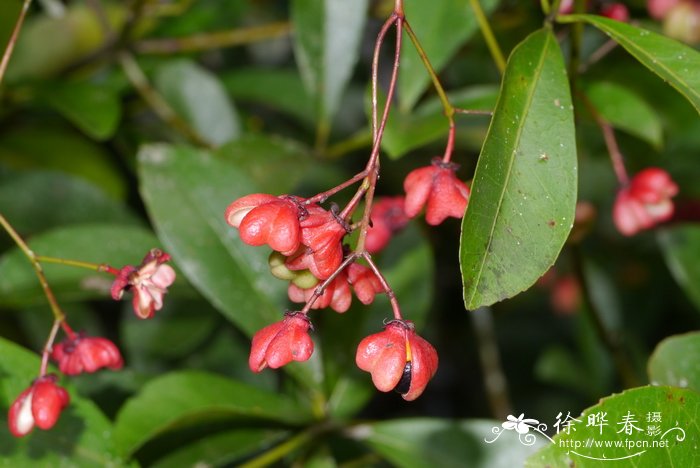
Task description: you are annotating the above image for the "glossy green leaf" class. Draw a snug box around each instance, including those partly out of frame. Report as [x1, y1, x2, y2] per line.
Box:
[215, 134, 312, 193]
[564, 14, 700, 114]
[137, 143, 287, 335]
[155, 59, 240, 146]
[584, 81, 663, 149]
[121, 298, 219, 361]
[112, 371, 310, 458]
[399, 0, 499, 112]
[658, 225, 700, 312]
[527, 386, 700, 467]
[221, 68, 315, 126]
[291, 0, 368, 123]
[0, 125, 126, 199]
[0, 337, 124, 467]
[460, 29, 577, 309]
[150, 429, 289, 468]
[381, 85, 499, 158]
[0, 171, 138, 235]
[353, 418, 544, 467]
[39, 81, 122, 140]
[5, 4, 126, 83]
[649, 332, 700, 392]
[0, 224, 167, 307]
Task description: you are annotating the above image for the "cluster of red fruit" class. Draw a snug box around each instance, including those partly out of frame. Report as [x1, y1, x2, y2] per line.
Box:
[559, 0, 630, 22]
[8, 250, 176, 437]
[225, 158, 469, 400]
[613, 168, 678, 236]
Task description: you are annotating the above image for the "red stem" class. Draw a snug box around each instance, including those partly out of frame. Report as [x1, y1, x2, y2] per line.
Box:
[39, 320, 61, 376]
[361, 252, 402, 320]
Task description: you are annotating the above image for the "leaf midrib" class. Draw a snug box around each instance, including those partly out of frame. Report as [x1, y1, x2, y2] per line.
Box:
[465, 30, 552, 308]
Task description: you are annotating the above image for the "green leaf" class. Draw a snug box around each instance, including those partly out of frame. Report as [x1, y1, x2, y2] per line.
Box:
[584, 81, 663, 150]
[0, 171, 139, 235]
[150, 429, 289, 468]
[121, 298, 219, 361]
[112, 371, 310, 458]
[398, 0, 499, 112]
[564, 14, 700, 114]
[353, 418, 544, 467]
[527, 386, 700, 467]
[221, 68, 315, 126]
[137, 143, 287, 336]
[291, 0, 369, 123]
[0, 224, 167, 307]
[0, 337, 124, 467]
[381, 85, 499, 158]
[658, 225, 700, 312]
[649, 332, 700, 392]
[39, 80, 122, 140]
[460, 29, 577, 309]
[215, 134, 313, 194]
[154, 59, 240, 146]
[5, 4, 126, 83]
[0, 125, 126, 199]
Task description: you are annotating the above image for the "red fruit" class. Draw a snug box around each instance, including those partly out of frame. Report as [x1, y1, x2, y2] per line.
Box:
[404, 158, 470, 226]
[613, 168, 678, 236]
[224, 193, 278, 228]
[288, 274, 352, 313]
[550, 275, 582, 315]
[347, 263, 383, 305]
[366, 196, 410, 254]
[559, 0, 574, 14]
[249, 312, 314, 372]
[294, 205, 348, 280]
[111, 249, 176, 319]
[647, 0, 681, 20]
[229, 195, 304, 256]
[356, 320, 438, 401]
[51, 334, 123, 375]
[601, 3, 630, 22]
[8, 375, 70, 437]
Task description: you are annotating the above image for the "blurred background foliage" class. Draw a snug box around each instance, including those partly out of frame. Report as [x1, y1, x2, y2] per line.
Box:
[0, 0, 699, 466]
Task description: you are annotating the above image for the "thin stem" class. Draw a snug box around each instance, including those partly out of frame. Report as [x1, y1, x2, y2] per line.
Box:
[118, 51, 211, 148]
[0, 0, 32, 86]
[571, 246, 640, 388]
[578, 91, 629, 186]
[238, 429, 315, 468]
[0, 214, 65, 323]
[566, 0, 586, 87]
[442, 121, 456, 163]
[35, 255, 120, 275]
[454, 107, 493, 116]
[470, 307, 511, 420]
[361, 252, 402, 320]
[371, 15, 400, 142]
[468, 0, 506, 75]
[578, 39, 618, 74]
[39, 319, 61, 376]
[300, 254, 359, 314]
[305, 170, 368, 205]
[402, 20, 454, 121]
[135, 21, 291, 54]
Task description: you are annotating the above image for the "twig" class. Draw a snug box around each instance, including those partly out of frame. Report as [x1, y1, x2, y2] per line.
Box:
[0, 0, 33, 86]
[134, 21, 291, 54]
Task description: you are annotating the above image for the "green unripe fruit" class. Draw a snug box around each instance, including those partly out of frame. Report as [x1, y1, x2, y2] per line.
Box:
[268, 252, 296, 281]
[291, 270, 319, 289]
